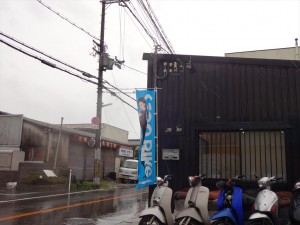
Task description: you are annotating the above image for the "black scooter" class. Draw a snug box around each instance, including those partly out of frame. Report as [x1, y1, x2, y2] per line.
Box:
[289, 179, 300, 224]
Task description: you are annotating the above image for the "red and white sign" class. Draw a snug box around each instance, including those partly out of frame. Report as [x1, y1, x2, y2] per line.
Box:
[91, 117, 100, 125]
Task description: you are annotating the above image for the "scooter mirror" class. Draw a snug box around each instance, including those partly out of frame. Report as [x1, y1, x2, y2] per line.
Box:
[294, 181, 300, 190]
[188, 176, 200, 187]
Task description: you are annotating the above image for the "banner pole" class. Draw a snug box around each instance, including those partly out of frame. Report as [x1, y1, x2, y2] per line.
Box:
[153, 46, 159, 177]
[155, 87, 158, 177]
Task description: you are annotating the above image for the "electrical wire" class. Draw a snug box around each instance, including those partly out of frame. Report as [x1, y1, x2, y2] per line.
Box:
[136, 0, 163, 48]
[120, 0, 158, 46]
[36, 0, 100, 41]
[0, 38, 98, 85]
[0, 37, 137, 112]
[122, 6, 153, 50]
[0, 31, 97, 80]
[0, 38, 140, 114]
[111, 72, 138, 136]
[103, 80, 136, 101]
[1, 31, 147, 83]
[143, 0, 174, 54]
[0, 31, 147, 107]
[103, 86, 137, 111]
[103, 90, 135, 94]
[123, 63, 147, 75]
[120, 0, 174, 54]
[134, 0, 159, 42]
[119, 6, 126, 61]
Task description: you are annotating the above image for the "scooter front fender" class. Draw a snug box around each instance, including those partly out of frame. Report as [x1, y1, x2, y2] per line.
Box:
[140, 207, 167, 224]
[210, 208, 238, 225]
[175, 207, 202, 223]
[248, 212, 272, 221]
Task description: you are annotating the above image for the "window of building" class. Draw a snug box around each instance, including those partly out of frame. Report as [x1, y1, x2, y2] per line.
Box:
[199, 131, 286, 181]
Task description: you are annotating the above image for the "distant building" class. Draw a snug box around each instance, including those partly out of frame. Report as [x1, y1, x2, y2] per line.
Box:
[0, 111, 134, 188]
[63, 123, 135, 179]
[128, 139, 140, 159]
[225, 38, 299, 61]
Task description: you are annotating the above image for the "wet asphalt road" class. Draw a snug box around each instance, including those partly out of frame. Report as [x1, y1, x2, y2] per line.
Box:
[0, 183, 148, 225]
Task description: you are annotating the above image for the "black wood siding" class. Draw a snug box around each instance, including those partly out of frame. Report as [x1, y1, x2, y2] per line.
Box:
[144, 53, 300, 191]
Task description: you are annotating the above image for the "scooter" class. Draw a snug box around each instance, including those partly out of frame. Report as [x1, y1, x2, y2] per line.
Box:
[289, 179, 300, 224]
[210, 175, 254, 225]
[174, 174, 210, 225]
[139, 175, 174, 225]
[248, 176, 283, 225]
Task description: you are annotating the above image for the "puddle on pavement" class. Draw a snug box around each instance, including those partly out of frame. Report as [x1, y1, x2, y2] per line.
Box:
[63, 191, 148, 225]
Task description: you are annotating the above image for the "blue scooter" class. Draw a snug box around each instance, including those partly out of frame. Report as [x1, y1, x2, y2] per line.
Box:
[210, 175, 254, 225]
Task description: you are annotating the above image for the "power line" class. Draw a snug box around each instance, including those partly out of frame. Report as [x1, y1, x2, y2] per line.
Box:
[120, 0, 158, 46]
[103, 80, 136, 101]
[103, 85, 137, 111]
[122, 6, 153, 51]
[0, 31, 97, 80]
[121, 0, 174, 54]
[142, 0, 175, 54]
[0, 31, 146, 101]
[1, 31, 147, 82]
[118, 5, 126, 61]
[0, 37, 138, 112]
[111, 72, 138, 136]
[36, 0, 100, 41]
[123, 63, 147, 75]
[0, 38, 98, 85]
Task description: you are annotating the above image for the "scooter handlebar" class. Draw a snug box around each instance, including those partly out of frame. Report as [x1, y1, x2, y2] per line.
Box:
[235, 175, 244, 180]
[163, 174, 172, 181]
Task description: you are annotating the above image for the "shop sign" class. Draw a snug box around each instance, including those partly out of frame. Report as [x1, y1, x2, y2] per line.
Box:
[119, 147, 133, 157]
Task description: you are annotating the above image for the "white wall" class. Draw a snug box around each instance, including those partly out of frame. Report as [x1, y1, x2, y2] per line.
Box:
[225, 47, 299, 60]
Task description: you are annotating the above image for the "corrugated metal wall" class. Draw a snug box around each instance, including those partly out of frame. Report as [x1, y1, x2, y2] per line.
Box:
[144, 53, 300, 190]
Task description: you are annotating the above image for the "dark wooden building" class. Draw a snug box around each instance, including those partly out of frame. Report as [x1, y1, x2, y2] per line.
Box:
[143, 53, 300, 191]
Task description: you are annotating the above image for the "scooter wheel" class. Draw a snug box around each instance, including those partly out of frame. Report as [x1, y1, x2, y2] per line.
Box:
[211, 218, 235, 225]
[139, 216, 163, 225]
[174, 217, 200, 225]
[247, 219, 274, 225]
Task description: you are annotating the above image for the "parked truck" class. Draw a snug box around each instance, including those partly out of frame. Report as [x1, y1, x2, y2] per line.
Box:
[119, 159, 138, 183]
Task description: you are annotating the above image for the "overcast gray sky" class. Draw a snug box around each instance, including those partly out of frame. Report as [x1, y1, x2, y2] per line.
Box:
[0, 0, 299, 139]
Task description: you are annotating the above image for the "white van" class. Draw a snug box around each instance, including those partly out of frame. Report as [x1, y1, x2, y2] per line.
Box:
[119, 159, 138, 183]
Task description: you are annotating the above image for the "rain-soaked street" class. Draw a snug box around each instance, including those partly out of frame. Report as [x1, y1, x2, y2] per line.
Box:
[0, 183, 148, 225]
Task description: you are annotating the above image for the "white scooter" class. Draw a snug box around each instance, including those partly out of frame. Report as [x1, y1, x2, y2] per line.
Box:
[174, 174, 210, 225]
[139, 175, 175, 225]
[289, 179, 300, 224]
[248, 176, 283, 225]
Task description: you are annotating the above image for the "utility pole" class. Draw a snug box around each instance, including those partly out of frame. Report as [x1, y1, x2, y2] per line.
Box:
[94, 0, 127, 188]
[53, 117, 64, 171]
[94, 0, 106, 188]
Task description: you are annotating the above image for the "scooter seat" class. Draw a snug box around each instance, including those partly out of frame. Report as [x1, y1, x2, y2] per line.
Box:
[276, 191, 292, 207]
[278, 197, 291, 207]
[174, 191, 187, 200]
[209, 190, 220, 200]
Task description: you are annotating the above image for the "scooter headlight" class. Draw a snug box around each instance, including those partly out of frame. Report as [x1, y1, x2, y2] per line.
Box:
[226, 195, 232, 201]
[294, 181, 300, 190]
[156, 177, 164, 186]
[153, 198, 160, 206]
